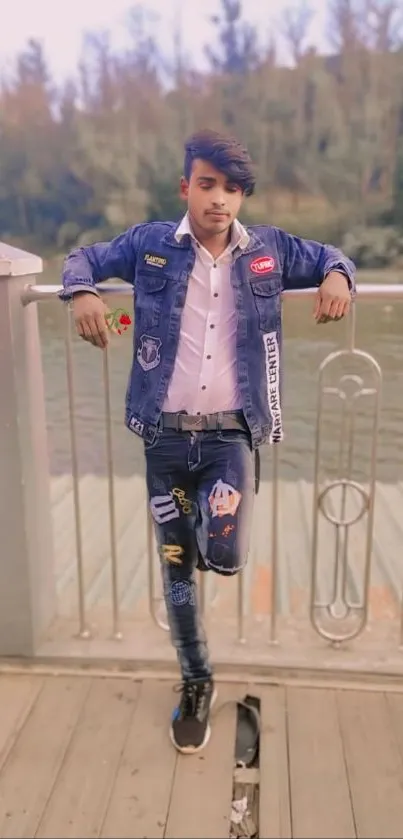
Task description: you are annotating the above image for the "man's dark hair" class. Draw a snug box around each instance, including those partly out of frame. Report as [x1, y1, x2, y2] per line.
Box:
[184, 129, 256, 196]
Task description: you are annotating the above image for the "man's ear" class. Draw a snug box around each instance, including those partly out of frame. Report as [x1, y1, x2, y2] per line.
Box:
[180, 176, 189, 200]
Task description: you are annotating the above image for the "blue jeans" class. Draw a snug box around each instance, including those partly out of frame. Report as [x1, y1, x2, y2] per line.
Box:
[145, 428, 255, 681]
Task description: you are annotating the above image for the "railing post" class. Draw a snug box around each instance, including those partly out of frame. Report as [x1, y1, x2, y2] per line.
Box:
[0, 243, 56, 656]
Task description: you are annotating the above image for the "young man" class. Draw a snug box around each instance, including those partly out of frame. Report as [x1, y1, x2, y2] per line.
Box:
[60, 129, 355, 754]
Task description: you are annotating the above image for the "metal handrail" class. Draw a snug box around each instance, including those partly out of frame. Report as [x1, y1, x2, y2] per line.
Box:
[21, 281, 403, 305]
[22, 279, 403, 647]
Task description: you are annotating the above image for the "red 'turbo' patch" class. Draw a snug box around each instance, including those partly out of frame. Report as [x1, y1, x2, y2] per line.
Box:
[250, 256, 275, 275]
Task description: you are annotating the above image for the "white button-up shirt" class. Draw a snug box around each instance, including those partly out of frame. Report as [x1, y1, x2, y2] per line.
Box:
[162, 213, 250, 414]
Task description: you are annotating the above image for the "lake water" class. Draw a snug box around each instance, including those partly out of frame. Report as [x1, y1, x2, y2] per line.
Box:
[37, 260, 403, 482]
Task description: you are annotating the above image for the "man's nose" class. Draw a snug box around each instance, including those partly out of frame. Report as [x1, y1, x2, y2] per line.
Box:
[211, 192, 226, 207]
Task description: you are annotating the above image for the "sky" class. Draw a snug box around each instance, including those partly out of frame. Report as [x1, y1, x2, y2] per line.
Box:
[0, 0, 328, 83]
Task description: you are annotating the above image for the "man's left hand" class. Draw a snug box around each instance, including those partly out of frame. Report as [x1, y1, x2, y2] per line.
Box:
[313, 271, 352, 323]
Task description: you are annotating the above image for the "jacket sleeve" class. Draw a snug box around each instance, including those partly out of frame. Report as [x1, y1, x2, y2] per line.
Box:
[273, 227, 356, 293]
[59, 225, 141, 301]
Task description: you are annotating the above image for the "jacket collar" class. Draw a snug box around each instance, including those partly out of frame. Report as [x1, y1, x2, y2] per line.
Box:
[174, 212, 250, 251]
[161, 214, 262, 253]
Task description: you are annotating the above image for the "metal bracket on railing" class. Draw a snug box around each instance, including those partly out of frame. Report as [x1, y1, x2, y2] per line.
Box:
[310, 308, 382, 643]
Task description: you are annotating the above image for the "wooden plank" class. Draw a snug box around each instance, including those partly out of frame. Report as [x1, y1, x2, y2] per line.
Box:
[287, 686, 355, 838]
[165, 683, 244, 839]
[372, 483, 403, 594]
[250, 480, 272, 565]
[0, 676, 43, 771]
[55, 476, 147, 614]
[258, 685, 291, 839]
[0, 675, 90, 838]
[281, 482, 310, 616]
[101, 680, 177, 839]
[338, 690, 403, 838]
[36, 678, 139, 838]
[56, 475, 110, 608]
[385, 692, 403, 771]
[50, 475, 72, 505]
[51, 475, 96, 582]
[85, 477, 147, 610]
[299, 479, 341, 606]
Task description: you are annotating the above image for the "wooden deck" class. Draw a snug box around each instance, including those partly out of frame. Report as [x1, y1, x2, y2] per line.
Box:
[1, 671, 403, 838]
[43, 474, 403, 674]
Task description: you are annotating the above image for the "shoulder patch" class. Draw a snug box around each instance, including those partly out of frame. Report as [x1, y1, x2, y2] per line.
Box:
[144, 253, 167, 268]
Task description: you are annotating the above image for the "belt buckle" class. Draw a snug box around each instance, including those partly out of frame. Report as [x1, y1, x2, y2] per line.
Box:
[179, 414, 204, 432]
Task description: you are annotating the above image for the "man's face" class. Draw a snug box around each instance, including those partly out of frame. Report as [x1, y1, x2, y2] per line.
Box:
[180, 159, 244, 236]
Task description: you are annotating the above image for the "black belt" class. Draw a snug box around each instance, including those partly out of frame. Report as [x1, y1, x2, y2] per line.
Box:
[161, 410, 248, 433]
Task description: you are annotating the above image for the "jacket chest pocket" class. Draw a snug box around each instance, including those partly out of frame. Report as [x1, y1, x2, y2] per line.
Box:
[250, 275, 282, 332]
[135, 271, 170, 328]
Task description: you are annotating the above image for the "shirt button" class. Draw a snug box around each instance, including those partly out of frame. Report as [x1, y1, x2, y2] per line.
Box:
[206, 354, 212, 359]
[201, 385, 206, 390]
[213, 292, 218, 298]
[210, 324, 215, 329]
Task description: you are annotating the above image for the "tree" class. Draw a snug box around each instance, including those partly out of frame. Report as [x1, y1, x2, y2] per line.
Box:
[281, 1, 314, 65]
[2, 0, 403, 263]
[205, 0, 260, 75]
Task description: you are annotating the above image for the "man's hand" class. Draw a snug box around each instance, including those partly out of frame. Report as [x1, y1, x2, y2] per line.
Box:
[72, 292, 113, 349]
[313, 271, 352, 323]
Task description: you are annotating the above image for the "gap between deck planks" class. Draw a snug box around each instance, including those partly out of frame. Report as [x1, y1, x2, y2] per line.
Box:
[1, 675, 403, 837]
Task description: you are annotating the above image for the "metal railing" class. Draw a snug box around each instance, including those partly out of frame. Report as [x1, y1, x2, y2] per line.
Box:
[21, 282, 403, 648]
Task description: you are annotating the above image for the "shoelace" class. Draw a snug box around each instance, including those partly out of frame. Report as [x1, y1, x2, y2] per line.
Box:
[172, 684, 261, 737]
[173, 681, 210, 720]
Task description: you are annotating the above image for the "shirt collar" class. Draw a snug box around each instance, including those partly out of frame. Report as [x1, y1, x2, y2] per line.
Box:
[175, 212, 250, 251]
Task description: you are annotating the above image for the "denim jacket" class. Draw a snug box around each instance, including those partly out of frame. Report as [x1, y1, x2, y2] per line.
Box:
[60, 220, 356, 448]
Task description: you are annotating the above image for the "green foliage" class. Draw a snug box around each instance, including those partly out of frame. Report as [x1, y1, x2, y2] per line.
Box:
[341, 226, 403, 268]
[1, 0, 403, 268]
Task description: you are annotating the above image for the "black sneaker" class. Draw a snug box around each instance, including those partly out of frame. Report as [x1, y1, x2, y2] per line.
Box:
[170, 679, 217, 753]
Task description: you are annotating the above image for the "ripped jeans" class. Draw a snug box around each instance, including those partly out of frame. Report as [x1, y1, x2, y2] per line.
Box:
[145, 427, 255, 681]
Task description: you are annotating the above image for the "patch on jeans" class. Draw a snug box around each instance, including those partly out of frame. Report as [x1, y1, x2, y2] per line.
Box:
[222, 523, 235, 537]
[150, 494, 179, 524]
[172, 487, 192, 514]
[161, 544, 183, 565]
[210, 542, 240, 575]
[212, 541, 231, 562]
[263, 331, 283, 443]
[169, 580, 195, 606]
[137, 334, 162, 371]
[209, 479, 242, 518]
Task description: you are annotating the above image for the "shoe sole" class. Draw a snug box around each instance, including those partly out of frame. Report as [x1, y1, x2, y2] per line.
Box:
[170, 687, 218, 754]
